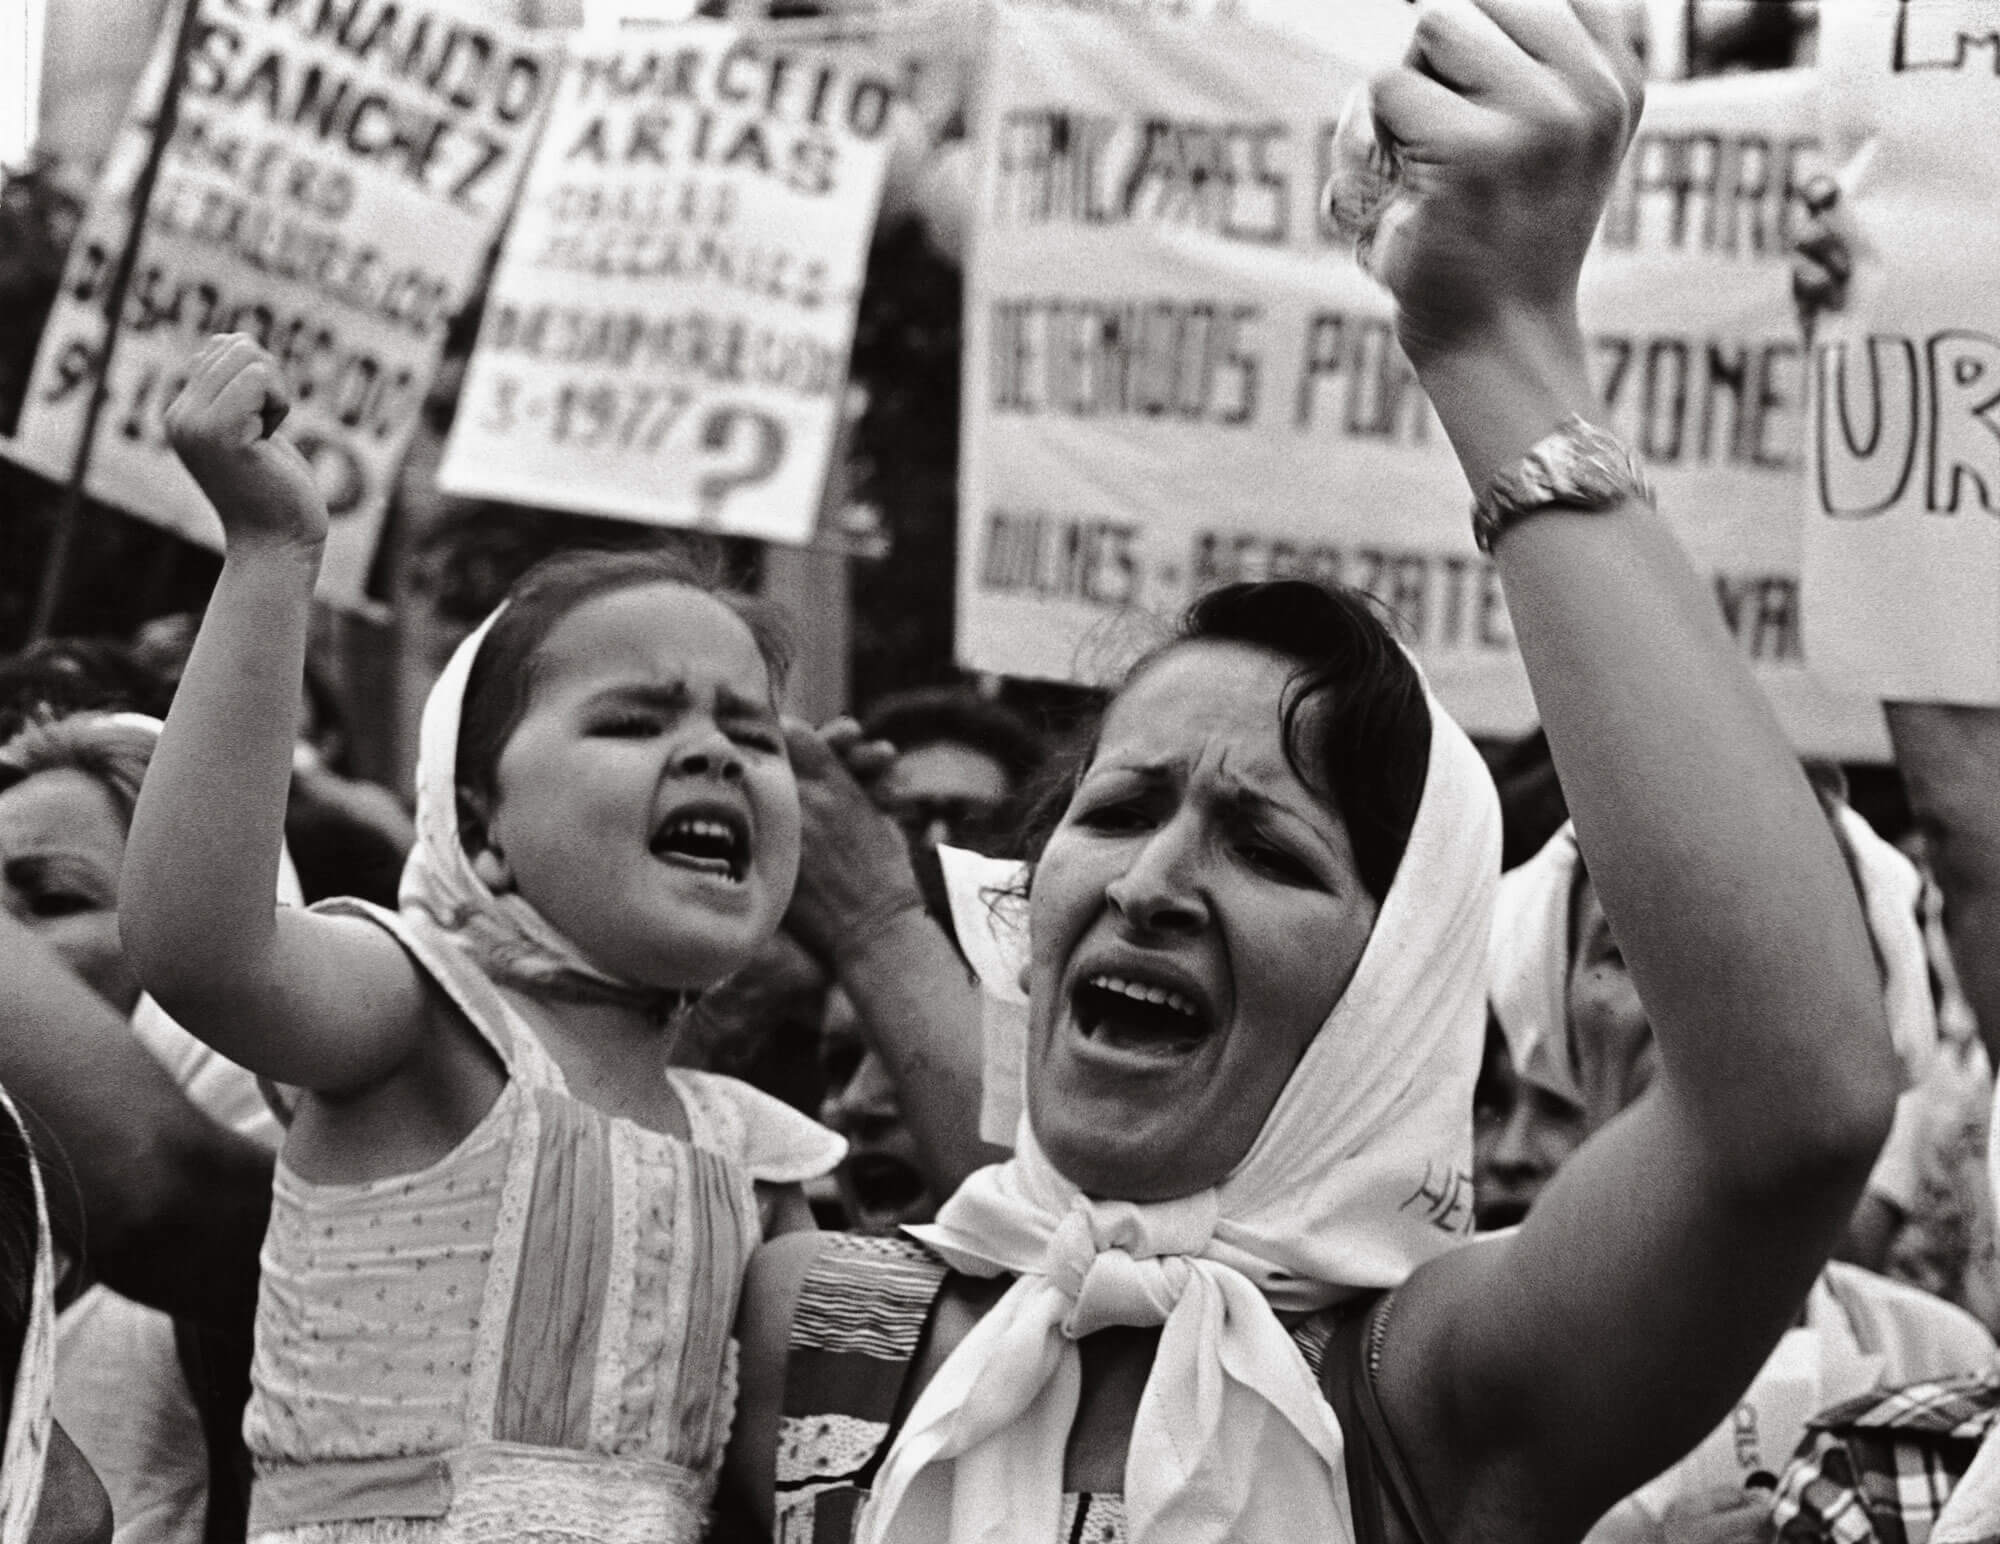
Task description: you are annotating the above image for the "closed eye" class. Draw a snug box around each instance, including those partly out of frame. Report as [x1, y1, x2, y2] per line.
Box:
[727, 724, 784, 754]
[1071, 797, 1156, 835]
[591, 713, 664, 739]
[24, 889, 101, 919]
[1238, 839, 1319, 887]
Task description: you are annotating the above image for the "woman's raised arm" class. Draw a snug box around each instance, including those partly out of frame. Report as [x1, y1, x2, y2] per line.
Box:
[1367, 2, 1897, 1535]
[0, 912, 270, 1327]
[782, 721, 1003, 1197]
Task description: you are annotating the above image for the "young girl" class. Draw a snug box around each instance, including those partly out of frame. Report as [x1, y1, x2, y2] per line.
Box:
[120, 335, 843, 1544]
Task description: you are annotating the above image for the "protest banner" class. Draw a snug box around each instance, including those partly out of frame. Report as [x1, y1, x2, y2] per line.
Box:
[0, 0, 557, 606]
[436, 21, 893, 543]
[1582, 68, 1885, 757]
[1803, 0, 2000, 705]
[957, 10, 1888, 758]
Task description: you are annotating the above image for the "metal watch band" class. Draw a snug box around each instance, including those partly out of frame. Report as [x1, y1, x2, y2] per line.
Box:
[1470, 414, 1653, 556]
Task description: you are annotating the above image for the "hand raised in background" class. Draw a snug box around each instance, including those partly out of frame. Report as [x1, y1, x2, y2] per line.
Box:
[781, 718, 926, 971]
[1790, 174, 1855, 344]
[165, 334, 327, 553]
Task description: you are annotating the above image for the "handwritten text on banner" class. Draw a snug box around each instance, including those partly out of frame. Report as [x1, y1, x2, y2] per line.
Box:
[1, 0, 556, 603]
[1804, 0, 2000, 705]
[437, 22, 893, 543]
[957, 10, 1885, 758]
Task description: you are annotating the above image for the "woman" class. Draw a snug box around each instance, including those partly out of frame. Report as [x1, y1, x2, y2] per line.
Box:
[0, 1080, 112, 1544]
[0, 713, 279, 1544]
[720, 5, 1900, 1542]
[0, 711, 282, 1291]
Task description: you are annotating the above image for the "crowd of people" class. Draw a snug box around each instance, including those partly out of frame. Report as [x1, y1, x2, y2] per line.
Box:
[3, 4, 1999, 1544]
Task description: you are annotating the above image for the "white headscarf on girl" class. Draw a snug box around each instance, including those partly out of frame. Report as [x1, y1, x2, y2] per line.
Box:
[857, 689, 1500, 1544]
[0, 1085, 56, 1544]
[1491, 809, 1935, 1104]
[400, 610, 682, 1015]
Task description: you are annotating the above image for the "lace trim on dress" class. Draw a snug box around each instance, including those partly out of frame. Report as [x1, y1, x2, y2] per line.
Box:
[465, 1095, 541, 1436]
[588, 1127, 644, 1454]
[668, 1071, 843, 1186]
[251, 1515, 444, 1544]
[441, 1443, 713, 1544]
[778, 1413, 892, 1486]
[257, 1443, 717, 1544]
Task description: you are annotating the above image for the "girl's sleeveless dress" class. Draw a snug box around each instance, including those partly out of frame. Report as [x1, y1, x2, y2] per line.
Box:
[242, 901, 843, 1544]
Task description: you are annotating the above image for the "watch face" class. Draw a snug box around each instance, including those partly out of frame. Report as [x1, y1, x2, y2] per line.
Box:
[1569, 457, 1628, 507]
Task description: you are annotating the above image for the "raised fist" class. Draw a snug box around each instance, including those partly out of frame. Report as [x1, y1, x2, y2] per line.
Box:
[1367, 0, 1646, 365]
[165, 334, 328, 552]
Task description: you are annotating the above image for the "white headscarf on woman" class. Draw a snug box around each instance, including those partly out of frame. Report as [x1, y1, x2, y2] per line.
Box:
[860, 689, 1500, 1544]
[0, 1085, 56, 1544]
[1490, 808, 1935, 1104]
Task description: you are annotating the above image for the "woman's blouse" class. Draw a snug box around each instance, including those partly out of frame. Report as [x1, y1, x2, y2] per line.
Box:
[773, 1233, 1432, 1544]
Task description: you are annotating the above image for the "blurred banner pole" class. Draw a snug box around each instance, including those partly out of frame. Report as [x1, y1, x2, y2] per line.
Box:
[1646, 0, 1691, 78]
[28, 0, 200, 641]
[0, 0, 44, 168]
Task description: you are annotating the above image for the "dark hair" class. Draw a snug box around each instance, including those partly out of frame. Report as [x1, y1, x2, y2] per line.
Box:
[860, 687, 1047, 791]
[0, 1103, 37, 1445]
[454, 548, 792, 852]
[1016, 580, 1431, 902]
[0, 637, 174, 743]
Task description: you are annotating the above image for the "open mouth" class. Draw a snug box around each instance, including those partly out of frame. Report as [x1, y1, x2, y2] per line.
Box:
[650, 807, 750, 882]
[1071, 971, 1212, 1057]
[841, 1152, 930, 1221]
[1475, 1197, 1531, 1232]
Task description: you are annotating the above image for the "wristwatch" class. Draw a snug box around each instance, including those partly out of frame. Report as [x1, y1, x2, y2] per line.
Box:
[1470, 414, 1652, 556]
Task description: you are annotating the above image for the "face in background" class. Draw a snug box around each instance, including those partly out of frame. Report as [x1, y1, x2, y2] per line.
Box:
[0, 769, 139, 1016]
[1472, 872, 1661, 1230]
[480, 584, 803, 991]
[1025, 642, 1380, 1201]
[818, 989, 936, 1234]
[1471, 1023, 1589, 1230]
[875, 741, 1015, 857]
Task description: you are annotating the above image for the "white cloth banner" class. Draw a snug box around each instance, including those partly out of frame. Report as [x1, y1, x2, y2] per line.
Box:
[0, 0, 556, 603]
[1803, 0, 2000, 705]
[438, 21, 893, 542]
[957, 13, 1888, 759]
[1583, 68, 1885, 758]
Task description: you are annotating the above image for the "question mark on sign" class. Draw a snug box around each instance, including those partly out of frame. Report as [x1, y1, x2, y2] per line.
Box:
[696, 407, 786, 525]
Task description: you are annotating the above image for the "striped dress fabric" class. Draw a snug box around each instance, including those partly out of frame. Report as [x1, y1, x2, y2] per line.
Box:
[773, 1234, 1338, 1544]
[243, 902, 839, 1544]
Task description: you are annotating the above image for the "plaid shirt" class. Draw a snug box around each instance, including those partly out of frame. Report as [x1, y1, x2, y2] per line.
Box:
[1772, 1375, 2000, 1544]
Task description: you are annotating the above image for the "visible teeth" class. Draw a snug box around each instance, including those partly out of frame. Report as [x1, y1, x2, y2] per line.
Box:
[668, 817, 735, 843]
[1087, 973, 1198, 1018]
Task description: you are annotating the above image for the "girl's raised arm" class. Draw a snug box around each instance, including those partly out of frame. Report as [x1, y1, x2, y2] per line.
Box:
[122, 336, 427, 1094]
[1362, 3, 1897, 1536]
